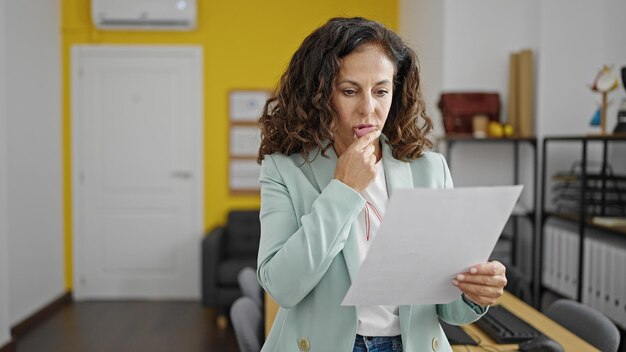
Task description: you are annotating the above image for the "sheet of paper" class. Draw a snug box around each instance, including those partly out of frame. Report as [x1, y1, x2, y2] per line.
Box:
[342, 185, 523, 306]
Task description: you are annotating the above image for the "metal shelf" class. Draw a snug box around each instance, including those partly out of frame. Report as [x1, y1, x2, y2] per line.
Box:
[545, 211, 626, 237]
[538, 135, 626, 307]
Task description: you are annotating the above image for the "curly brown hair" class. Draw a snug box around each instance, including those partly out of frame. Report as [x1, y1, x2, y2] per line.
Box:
[257, 17, 433, 163]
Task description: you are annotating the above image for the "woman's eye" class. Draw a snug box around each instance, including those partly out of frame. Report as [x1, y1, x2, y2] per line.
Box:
[376, 90, 389, 97]
[343, 89, 357, 96]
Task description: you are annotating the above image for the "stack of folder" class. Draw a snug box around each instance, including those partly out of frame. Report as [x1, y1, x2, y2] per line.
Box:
[542, 223, 626, 329]
[582, 236, 626, 329]
[542, 224, 580, 300]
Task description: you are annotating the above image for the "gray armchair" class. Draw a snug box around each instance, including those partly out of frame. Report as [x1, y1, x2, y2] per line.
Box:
[545, 299, 620, 352]
[202, 210, 260, 320]
[231, 296, 263, 352]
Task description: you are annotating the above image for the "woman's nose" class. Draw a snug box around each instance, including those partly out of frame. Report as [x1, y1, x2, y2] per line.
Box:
[359, 94, 376, 116]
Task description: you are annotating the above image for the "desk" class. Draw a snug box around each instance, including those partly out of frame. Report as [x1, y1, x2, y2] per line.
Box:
[265, 291, 599, 351]
[264, 293, 279, 337]
[454, 292, 598, 351]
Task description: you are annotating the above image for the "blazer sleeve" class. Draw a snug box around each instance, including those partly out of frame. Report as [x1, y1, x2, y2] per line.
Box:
[435, 153, 488, 324]
[437, 295, 487, 324]
[256, 154, 365, 308]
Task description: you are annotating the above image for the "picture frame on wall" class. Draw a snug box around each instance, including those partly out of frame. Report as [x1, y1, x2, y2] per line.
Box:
[227, 89, 270, 194]
[228, 90, 271, 122]
[229, 159, 262, 194]
[229, 125, 261, 158]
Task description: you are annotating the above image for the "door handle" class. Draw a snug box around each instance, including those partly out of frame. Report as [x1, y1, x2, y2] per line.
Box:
[171, 170, 193, 179]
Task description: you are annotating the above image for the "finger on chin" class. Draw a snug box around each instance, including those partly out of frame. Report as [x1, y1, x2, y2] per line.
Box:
[354, 129, 380, 149]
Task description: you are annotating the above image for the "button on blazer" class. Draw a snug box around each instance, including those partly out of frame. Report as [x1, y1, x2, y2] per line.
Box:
[257, 137, 486, 352]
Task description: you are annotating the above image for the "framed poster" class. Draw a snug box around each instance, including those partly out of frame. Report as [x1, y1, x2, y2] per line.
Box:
[228, 89, 270, 194]
[230, 125, 261, 158]
[229, 159, 261, 193]
[229, 90, 271, 122]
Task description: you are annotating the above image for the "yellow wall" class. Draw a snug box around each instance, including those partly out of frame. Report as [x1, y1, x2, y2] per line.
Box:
[61, 0, 397, 289]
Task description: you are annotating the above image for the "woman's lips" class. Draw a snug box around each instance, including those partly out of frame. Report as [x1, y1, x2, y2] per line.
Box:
[354, 125, 376, 138]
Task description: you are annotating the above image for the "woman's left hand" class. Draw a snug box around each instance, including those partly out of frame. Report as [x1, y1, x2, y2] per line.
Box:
[452, 261, 507, 307]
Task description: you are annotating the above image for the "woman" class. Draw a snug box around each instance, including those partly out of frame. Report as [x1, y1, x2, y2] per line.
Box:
[256, 17, 507, 352]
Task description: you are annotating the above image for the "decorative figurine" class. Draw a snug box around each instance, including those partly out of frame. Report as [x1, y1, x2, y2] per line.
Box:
[590, 65, 619, 134]
[614, 67, 626, 134]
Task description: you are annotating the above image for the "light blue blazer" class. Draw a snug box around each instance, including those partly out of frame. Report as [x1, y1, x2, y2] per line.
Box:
[257, 137, 486, 352]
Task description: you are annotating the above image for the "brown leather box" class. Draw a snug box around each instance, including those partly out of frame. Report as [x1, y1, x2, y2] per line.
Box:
[437, 92, 501, 135]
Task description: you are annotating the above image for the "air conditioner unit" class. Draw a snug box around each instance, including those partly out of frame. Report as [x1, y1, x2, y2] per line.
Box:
[92, 0, 197, 31]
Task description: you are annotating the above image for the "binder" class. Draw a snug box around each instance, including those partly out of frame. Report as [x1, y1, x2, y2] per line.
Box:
[568, 231, 579, 299]
[552, 227, 561, 293]
[542, 225, 553, 289]
[608, 246, 622, 325]
[548, 226, 558, 291]
[552, 227, 561, 292]
[558, 229, 569, 297]
[541, 225, 545, 285]
[551, 227, 559, 292]
[600, 243, 612, 317]
[618, 246, 626, 329]
[591, 239, 602, 311]
[582, 238, 592, 306]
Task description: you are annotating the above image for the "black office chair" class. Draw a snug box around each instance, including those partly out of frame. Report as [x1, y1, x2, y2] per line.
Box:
[202, 210, 260, 327]
[545, 299, 621, 352]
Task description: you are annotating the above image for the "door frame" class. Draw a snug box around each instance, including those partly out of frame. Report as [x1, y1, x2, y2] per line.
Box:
[70, 45, 204, 299]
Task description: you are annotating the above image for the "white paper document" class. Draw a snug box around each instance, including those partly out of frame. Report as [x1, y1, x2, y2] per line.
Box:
[342, 185, 523, 306]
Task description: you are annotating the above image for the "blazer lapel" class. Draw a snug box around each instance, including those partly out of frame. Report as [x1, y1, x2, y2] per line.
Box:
[307, 144, 337, 193]
[381, 138, 414, 196]
[308, 144, 361, 282]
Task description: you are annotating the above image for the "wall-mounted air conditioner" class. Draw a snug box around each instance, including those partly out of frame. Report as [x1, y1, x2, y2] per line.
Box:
[92, 0, 197, 31]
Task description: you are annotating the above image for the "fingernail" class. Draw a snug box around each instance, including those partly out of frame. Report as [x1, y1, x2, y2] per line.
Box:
[457, 274, 465, 281]
[452, 279, 459, 286]
[470, 268, 478, 274]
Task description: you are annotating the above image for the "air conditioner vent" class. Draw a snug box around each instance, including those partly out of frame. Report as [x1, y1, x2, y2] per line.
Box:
[99, 19, 191, 27]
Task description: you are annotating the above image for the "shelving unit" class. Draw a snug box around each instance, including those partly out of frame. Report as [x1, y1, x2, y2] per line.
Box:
[442, 136, 538, 303]
[538, 135, 626, 308]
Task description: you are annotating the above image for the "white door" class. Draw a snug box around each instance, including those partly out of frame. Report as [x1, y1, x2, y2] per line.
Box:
[72, 46, 203, 300]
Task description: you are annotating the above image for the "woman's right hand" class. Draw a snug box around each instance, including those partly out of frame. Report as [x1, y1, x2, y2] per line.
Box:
[333, 130, 380, 192]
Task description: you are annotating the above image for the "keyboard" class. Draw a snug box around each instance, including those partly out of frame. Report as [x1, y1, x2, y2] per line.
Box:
[474, 305, 542, 344]
[439, 319, 478, 346]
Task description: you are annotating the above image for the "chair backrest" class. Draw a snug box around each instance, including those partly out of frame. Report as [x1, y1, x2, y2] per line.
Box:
[238, 267, 263, 308]
[545, 299, 620, 352]
[230, 296, 263, 352]
[225, 210, 260, 258]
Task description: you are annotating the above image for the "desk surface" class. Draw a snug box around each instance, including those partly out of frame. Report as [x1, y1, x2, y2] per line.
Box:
[454, 292, 598, 351]
[265, 291, 599, 351]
